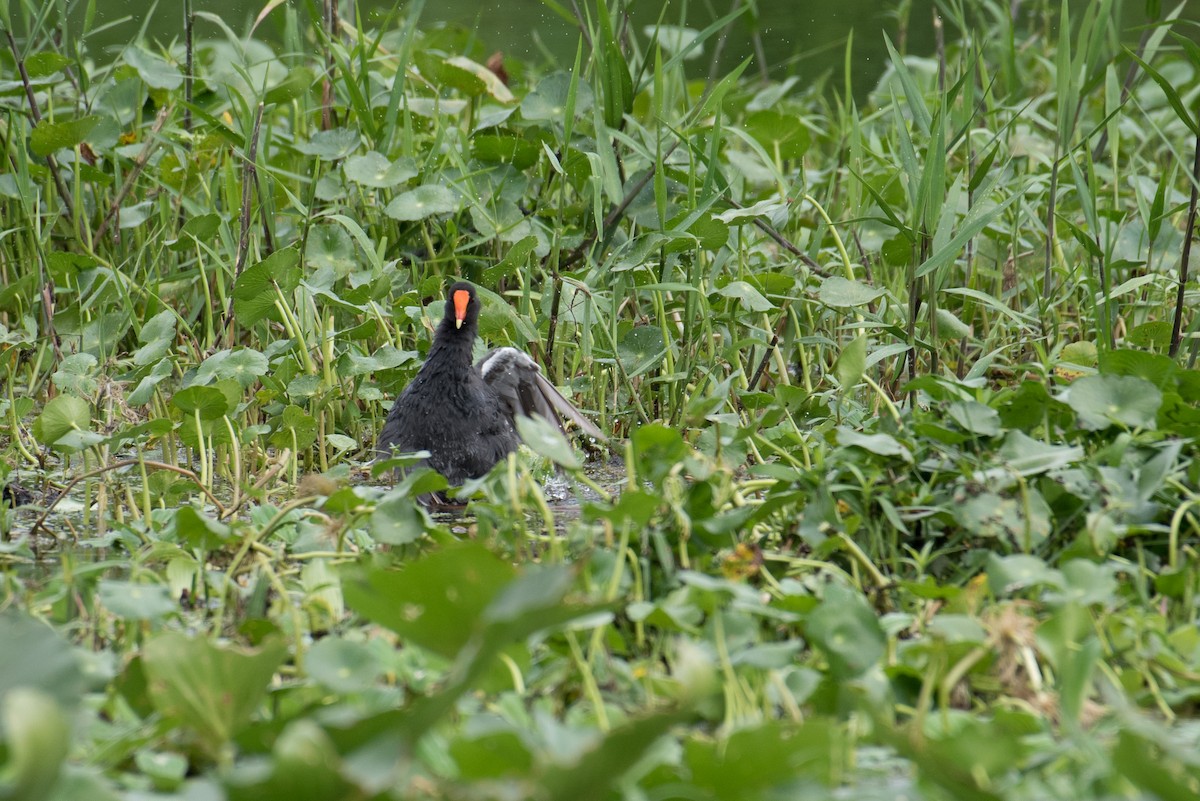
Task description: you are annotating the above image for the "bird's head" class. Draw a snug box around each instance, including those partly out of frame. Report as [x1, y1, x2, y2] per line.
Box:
[447, 281, 477, 330]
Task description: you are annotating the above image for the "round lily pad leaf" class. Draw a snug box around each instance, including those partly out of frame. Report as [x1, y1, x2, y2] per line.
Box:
[521, 72, 594, 121]
[270, 405, 318, 450]
[1060, 340, 1098, 367]
[98, 581, 177, 621]
[233, 247, 302, 326]
[1126, 321, 1172, 349]
[384, 184, 461, 221]
[339, 345, 418, 376]
[306, 637, 384, 692]
[134, 750, 187, 791]
[343, 152, 418, 188]
[305, 223, 358, 276]
[744, 109, 810, 160]
[141, 632, 287, 757]
[32, 395, 91, 447]
[171, 385, 231, 420]
[294, 127, 360, 160]
[195, 348, 268, 388]
[805, 583, 885, 678]
[370, 494, 430, 545]
[1066, 374, 1161, 431]
[617, 325, 666, 378]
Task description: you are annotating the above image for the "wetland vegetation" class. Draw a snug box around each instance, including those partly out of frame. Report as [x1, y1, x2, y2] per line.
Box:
[2, 0, 1200, 798]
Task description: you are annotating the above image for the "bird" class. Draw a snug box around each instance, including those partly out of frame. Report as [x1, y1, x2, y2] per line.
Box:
[376, 281, 603, 500]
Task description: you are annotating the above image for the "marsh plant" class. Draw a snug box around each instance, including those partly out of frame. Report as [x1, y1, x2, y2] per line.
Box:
[1, 0, 1200, 798]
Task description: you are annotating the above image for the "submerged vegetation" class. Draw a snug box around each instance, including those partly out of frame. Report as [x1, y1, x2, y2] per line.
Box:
[2, 0, 1200, 797]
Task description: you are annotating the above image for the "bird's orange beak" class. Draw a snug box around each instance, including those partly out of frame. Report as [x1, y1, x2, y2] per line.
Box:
[453, 289, 470, 329]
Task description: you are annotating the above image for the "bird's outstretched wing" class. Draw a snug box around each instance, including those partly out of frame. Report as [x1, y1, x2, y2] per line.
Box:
[478, 347, 605, 441]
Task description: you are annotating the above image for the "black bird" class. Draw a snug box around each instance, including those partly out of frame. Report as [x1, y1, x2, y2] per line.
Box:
[377, 281, 602, 497]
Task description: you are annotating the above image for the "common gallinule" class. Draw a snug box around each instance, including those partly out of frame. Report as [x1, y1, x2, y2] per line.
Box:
[377, 281, 602, 496]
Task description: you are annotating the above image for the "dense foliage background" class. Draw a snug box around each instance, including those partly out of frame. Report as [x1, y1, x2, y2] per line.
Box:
[2, 0, 1200, 798]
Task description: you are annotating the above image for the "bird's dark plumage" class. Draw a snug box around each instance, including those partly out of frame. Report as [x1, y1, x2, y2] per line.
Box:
[377, 281, 602, 497]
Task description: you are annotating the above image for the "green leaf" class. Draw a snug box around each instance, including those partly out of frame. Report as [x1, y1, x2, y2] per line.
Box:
[0, 613, 84, 737]
[133, 310, 177, 364]
[294, 127, 360, 160]
[515, 413, 581, 469]
[442, 55, 515, 102]
[632, 423, 690, 484]
[29, 116, 101, 157]
[471, 134, 541, 169]
[133, 750, 187, 792]
[986, 553, 1059, 595]
[141, 633, 287, 757]
[173, 505, 233, 551]
[1066, 374, 1162, 430]
[23, 52, 71, 78]
[935, 307, 972, 339]
[521, 71, 593, 121]
[617, 326, 666, 378]
[744, 110, 811, 160]
[805, 583, 886, 677]
[915, 191, 1022, 279]
[714, 197, 788, 225]
[51, 353, 98, 397]
[304, 223, 357, 276]
[541, 710, 693, 801]
[715, 280, 774, 311]
[685, 720, 843, 795]
[834, 335, 868, 390]
[975, 431, 1083, 481]
[98, 580, 177, 621]
[195, 347, 268, 388]
[1112, 725, 1200, 801]
[171, 385, 230, 420]
[818, 276, 885, 307]
[168, 212, 222, 252]
[947, 400, 1001, 436]
[1129, 49, 1200, 136]
[341, 542, 516, 658]
[233, 247, 302, 326]
[338, 346, 417, 375]
[306, 638, 384, 693]
[384, 184, 461, 221]
[449, 730, 533, 779]
[269, 405, 318, 450]
[343, 152, 417, 188]
[0, 689, 71, 801]
[128, 359, 173, 406]
[125, 46, 183, 90]
[955, 491, 1051, 549]
[369, 494, 431, 545]
[883, 32, 931, 134]
[32, 395, 91, 448]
